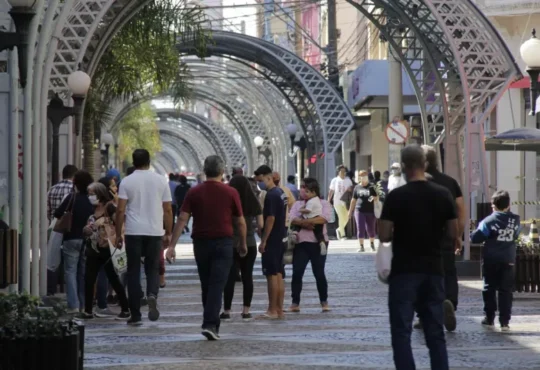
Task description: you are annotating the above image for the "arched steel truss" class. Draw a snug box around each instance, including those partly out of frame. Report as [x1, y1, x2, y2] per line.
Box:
[159, 120, 215, 160]
[35, 1, 519, 183]
[155, 108, 247, 169]
[158, 141, 197, 172]
[160, 132, 202, 170]
[107, 99, 249, 171]
[160, 127, 210, 164]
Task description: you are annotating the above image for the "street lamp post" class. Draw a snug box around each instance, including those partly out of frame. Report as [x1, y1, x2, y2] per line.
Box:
[102, 133, 114, 168]
[520, 29, 540, 117]
[253, 136, 267, 164]
[67, 70, 91, 166]
[287, 123, 308, 180]
[47, 71, 90, 185]
[0, 0, 38, 88]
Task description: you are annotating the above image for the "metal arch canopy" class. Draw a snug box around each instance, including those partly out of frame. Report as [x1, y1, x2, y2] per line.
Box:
[159, 120, 216, 162]
[155, 108, 247, 169]
[156, 144, 189, 173]
[159, 141, 199, 172]
[160, 134, 201, 171]
[177, 30, 356, 157]
[160, 128, 210, 164]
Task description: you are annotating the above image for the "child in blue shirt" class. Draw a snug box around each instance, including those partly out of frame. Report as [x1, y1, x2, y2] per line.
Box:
[471, 190, 520, 331]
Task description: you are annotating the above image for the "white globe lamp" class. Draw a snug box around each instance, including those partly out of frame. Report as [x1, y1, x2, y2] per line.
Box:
[520, 29, 540, 115]
[102, 132, 114, 146]
[68, 70, 91, 96]
[253, 136, 264, 148]
[286, 123, 298, 138]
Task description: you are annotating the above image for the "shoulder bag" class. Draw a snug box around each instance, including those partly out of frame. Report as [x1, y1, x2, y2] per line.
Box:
[53, 193, 76, 234]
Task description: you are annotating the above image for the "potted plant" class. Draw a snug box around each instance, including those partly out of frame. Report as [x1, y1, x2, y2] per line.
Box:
[0, 292, 84, 370]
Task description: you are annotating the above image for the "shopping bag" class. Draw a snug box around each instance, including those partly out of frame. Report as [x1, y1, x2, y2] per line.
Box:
[47, 231, 63, 272]
[375, 242, 392, 284]
[374, 200, 383, 219]
[108, 239, 128, 274]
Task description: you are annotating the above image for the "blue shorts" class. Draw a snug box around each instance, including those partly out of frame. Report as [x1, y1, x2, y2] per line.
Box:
[261, 240, 286, 276]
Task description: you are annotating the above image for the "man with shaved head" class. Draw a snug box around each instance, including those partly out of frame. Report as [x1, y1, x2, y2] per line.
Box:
[379, 144, 457, 370]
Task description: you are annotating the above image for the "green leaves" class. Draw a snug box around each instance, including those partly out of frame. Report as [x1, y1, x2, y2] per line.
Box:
[117, 103, 162, 161]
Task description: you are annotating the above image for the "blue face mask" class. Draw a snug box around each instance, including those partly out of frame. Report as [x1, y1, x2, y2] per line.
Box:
[258, 181, 267, 191]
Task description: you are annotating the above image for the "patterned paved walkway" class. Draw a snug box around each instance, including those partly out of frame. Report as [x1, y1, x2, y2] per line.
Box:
[84, 239, 540, 369]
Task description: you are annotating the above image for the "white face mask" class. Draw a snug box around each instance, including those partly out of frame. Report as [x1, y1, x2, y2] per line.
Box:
[88, 195, 99, 205]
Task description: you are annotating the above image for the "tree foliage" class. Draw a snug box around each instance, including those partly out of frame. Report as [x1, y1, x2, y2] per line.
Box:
[82, 0, 210, 172]
[117, 103, 161, 161]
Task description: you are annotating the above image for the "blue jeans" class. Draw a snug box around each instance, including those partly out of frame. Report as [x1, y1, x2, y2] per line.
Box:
[63, 239, 86, 310]
[389, 273, 449, 370]
[193, 237, 233, 332]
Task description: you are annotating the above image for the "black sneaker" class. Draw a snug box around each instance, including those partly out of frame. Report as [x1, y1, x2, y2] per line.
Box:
[79, 312, 94, 320]
[202, 327, 220, 340]
[481, 317, 494, 326]
[501, 324, 510, 332]
[443, 299, 457, 332]
[127, 318, 143, 326]
[116, 311, 131, 321]
[220, 312, 231, 320]
[147, 296, 160, 321]
[241, 313, 252, 321]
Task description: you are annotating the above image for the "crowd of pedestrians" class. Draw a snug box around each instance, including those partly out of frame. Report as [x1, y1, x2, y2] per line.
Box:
[46, 144, 521, 370]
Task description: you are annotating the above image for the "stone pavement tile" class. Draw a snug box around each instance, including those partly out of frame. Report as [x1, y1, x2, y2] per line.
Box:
[83, 241, 540, 370]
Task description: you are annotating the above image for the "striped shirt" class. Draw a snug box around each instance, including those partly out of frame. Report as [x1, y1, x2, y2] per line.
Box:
[47, 180, 73, 222]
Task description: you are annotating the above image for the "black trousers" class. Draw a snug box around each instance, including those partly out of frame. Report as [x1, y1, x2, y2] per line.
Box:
[194, 237, 233, 332]
[223, 246, 257, 310]
[482, 262, 514, 325]
[291, 242, 328, 305]
[443, 251, 458, 310]
[84, 247, 129, 314]
[125, 235, 162, 320]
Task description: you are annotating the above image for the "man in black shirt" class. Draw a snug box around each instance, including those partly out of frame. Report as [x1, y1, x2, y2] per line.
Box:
[379, 145, 457, 370]
[421, 145, 465, 332]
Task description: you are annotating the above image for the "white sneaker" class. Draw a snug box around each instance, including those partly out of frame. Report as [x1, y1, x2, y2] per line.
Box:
[336, 230, 342, 240]
[95, 308, 117, 318]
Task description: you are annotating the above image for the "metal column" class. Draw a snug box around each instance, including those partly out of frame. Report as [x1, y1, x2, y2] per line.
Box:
[388, 46, 403, 166]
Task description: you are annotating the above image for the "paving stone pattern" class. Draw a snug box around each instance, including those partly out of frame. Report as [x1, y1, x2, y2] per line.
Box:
[84, 239, 540, 369]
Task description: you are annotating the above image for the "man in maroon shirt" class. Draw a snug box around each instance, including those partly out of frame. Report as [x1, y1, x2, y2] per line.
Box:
[168, 155, 247, 340]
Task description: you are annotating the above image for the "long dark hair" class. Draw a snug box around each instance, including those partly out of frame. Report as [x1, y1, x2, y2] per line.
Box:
[229, 175, 262, 217]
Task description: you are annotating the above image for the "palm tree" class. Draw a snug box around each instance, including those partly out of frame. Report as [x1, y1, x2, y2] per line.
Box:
[81, 0, 210, 172]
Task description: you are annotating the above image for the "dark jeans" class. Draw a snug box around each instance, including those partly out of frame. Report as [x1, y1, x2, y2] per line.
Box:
[389, 273, 448, 370]
[482, 262, 514, 325]
[224, 246, 257, 310]
[96, 268, 109, 309]
[125, 235, 162, 320]
[84, 247, 129, 314]
[194, 237, 233, 332]
[291, 242, 328, 305]
[443, 250, 458, 310]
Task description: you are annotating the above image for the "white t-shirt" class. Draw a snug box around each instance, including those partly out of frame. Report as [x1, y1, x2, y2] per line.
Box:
[329, 176, 353, 206]
[118, 169, 172, 236]
[303, 197, 322, 219]
[388, 175, 406, 193]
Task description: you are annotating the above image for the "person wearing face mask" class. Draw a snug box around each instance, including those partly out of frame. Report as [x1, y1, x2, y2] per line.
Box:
[388, 163, 406, 193]
[348, 170, 378, 252]
[53, 170, 94, 313]
[80, 182, 130, 320]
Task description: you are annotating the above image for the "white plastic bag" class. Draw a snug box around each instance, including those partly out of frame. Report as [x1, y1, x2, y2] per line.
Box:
[374, 200, 383, 219]
[108, 239, 128, 274]
[376, 242, 392, 284]
[47, 231, 63, 272]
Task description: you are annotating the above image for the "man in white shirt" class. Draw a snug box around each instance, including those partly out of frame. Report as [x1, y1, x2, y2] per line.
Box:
[116, 149, 173, 326]
[388, 162, 406, 192]
[327, 165, 353, 240]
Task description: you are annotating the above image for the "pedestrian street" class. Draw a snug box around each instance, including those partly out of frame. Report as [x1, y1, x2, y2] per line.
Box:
[83, 239, 540, 370]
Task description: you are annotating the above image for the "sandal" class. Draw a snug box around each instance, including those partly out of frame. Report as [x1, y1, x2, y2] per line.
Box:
[257, 313, 279, 320]
[288, 305, 300, 313]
